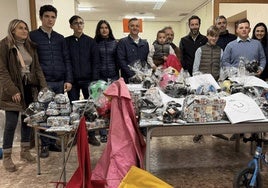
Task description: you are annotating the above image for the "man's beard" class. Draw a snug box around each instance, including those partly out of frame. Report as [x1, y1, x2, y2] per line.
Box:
[191, 29, 199, 35]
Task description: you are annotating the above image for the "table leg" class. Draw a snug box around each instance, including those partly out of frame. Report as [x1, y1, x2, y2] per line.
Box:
[61, 135, 66, 183]
[35, 129, 41, 175]
[145, 127, 152, 171]
[235, 134, 240, 152]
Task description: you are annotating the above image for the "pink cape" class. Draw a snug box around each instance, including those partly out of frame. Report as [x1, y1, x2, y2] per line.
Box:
[91, 78, 146, 188]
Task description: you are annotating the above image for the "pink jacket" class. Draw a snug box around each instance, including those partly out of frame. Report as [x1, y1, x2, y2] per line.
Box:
[91, 78, 146, 188]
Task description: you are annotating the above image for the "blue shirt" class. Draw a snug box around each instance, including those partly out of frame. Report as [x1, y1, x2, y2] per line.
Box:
[221, 37, 266, 70]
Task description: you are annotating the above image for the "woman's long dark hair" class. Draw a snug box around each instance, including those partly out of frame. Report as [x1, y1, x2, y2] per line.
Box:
[94, 20, 115, 42]
[252, 22, 268, 47]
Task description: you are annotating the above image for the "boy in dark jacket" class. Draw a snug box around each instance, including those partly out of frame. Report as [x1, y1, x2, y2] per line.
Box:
[30, 5, 73, 158]
[65, 15, 101, 146]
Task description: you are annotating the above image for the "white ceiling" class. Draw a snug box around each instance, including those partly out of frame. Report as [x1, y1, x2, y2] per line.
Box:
[77, 0, 210, 22]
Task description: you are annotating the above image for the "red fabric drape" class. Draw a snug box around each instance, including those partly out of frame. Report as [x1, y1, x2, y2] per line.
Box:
[66, 116, 105, 188]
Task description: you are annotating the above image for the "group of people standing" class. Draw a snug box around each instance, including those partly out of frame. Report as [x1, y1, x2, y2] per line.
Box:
[1, 3, 268, 173]
[0, 4, 120, 172]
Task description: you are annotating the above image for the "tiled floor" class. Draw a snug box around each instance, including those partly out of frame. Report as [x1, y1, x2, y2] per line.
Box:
[1, 135, 268, 188]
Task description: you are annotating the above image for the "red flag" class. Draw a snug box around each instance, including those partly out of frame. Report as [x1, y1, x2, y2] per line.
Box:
[66, 116, 105, 188]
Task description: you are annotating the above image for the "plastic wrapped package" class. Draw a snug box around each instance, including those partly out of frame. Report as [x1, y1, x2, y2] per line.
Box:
[25, 102, 46, 116]
[37, 87, 55, 103]
[128, 60, 152, 84]
[245, 60, 259, 73]
[24, 111, 47, 124]
[163, 101, 182, 123]
[219, 66, 238, 80]
[95, 94, 111, 118]
[89, 80, 109, 101]
[139, 87, 164, 120]
[87, 118, 109, 129]
[196, 84, 217, 95]
[127, 85, 144, 117]
[72, 118, 109, 129]
[54, 93, 70, 104]
[72, 100, 88, 114]
[70, 112, 80, 124]
[158, 67, 190, 98]
[142, 76, 156, 89]
[142, 87, 163, 108]
[182, 95, 226, 123]
[47, 116, 70, 127]
[45, 101, 60, 116]
[58, 103, 71, 115]
[46, 108, 60, 116]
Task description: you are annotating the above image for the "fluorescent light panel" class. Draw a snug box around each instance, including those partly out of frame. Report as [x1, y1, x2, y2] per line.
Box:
[153, 2, 165, 9]
[126, 0, 166, 2]
[78, 7, 93, 11]
[125, 15, 155, 19]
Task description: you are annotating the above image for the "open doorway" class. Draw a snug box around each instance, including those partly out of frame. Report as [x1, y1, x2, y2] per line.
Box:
[226, 10, 247, 35]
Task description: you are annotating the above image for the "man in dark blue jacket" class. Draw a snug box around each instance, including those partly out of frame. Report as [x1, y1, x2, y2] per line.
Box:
[65, 15, 101, 146]
[30, 5, 73, 158]
[215, 15, 236, 50]
[117, 18, 149, 83]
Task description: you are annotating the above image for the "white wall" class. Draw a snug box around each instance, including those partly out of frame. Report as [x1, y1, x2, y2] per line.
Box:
[0, 0, 18, 39]
[1, 1, 268, 43]
[220, 3, 268, 36]
[82, 0, 213, 47]
[176, 1, 213, 44]
[83, 20, 180, 45]
[35, 0, 75, 36]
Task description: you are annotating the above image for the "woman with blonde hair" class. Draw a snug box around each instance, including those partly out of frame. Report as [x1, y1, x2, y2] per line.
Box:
[0, 19, 47, 172]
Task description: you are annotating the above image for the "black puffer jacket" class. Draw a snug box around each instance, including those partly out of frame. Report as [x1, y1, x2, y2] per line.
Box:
[96, 38, 119, 81]
[65, 34, 100, 82]
[29, 28, 73, 83]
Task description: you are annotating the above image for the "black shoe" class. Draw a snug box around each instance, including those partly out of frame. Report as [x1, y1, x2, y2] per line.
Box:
[100, 135, 107, 143]
[49, 144, 62, 152]
[193, 135, 204, 143]
[140, 127, 147, 137]
[88, 136, 101, 146]
[40, 146, 49, 158]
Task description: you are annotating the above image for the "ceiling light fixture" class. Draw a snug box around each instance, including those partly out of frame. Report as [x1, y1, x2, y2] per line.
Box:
[77, 4, 95, 12]
[124, 15, 155, 20]
[78, 7, 93, 11]
[125, 0, 166, 2]
[153, 1, 165, 10]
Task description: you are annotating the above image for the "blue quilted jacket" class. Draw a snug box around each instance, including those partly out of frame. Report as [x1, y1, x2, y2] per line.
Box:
[29, 28, 73, 83]
[117, 35, 149, 82]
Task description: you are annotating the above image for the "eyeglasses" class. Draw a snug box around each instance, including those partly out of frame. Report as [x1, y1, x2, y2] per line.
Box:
[72, 22, 84, 26]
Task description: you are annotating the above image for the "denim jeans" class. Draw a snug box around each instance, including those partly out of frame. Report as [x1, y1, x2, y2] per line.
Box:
[40, 81, 64, 147]
[3, 111, 31, 149]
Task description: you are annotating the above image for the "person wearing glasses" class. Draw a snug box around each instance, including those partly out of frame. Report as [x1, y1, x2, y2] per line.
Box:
[65, 15, 101, 146]
[29, 5, 73, 158]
